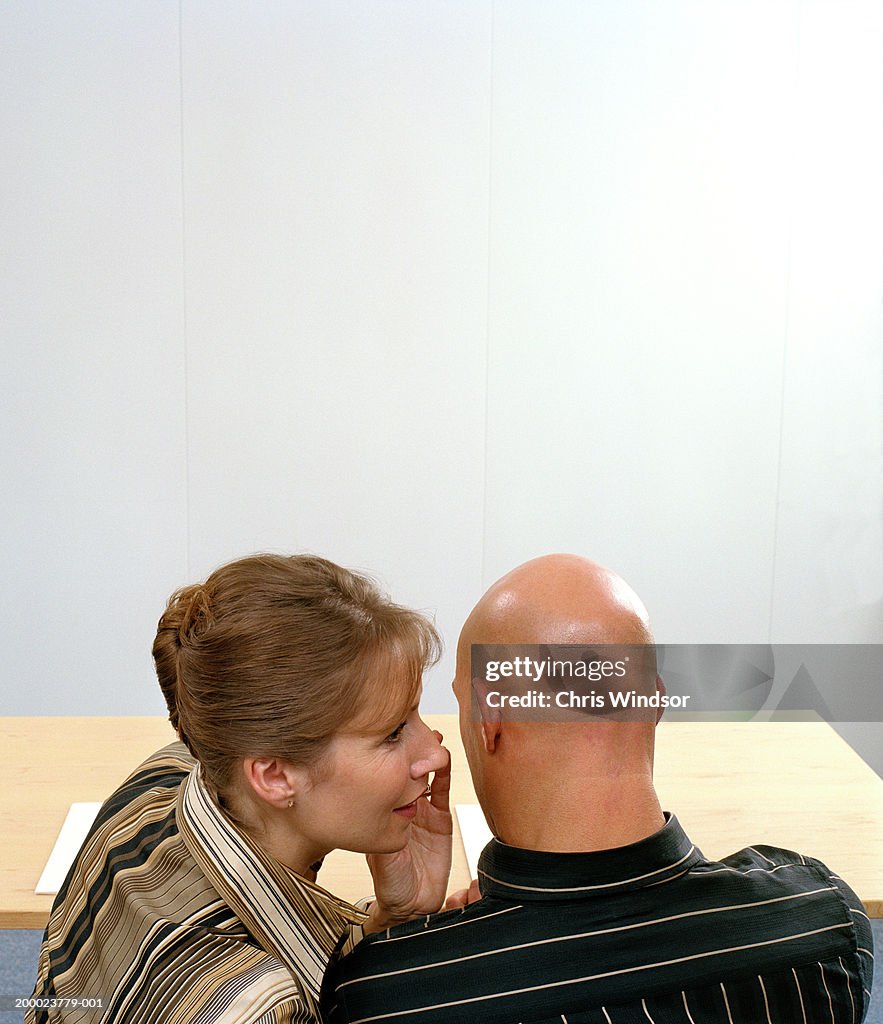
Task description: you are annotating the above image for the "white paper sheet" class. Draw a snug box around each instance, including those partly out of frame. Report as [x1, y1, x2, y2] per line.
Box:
[35, 802, 102, 894]
[455, 803, 492, 878]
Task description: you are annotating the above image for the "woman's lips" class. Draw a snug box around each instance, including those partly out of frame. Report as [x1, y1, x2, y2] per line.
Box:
[392, 794, 423, 818]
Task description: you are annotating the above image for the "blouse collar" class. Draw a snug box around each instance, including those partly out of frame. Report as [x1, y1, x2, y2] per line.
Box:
[177, 762, 367, 1007]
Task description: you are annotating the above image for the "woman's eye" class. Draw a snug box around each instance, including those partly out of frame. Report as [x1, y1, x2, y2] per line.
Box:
[385, 722, 406, 744]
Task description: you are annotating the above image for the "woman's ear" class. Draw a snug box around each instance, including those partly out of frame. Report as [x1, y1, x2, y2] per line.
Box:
[241, 757, 304, 809]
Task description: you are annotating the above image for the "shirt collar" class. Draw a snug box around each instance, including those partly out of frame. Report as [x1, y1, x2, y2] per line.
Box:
[177, 762, 367, 1006]
[478, 813, 701, 901]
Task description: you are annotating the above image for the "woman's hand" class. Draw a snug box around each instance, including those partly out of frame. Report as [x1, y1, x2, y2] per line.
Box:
[364, 734, 452, 932]
[443, 877, 481, 910]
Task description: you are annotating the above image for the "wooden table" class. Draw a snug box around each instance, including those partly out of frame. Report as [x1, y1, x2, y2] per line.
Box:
[1, 716, 881, 928]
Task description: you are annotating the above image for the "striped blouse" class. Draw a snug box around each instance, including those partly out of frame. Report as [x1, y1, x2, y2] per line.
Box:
[322, 814, 874, 1024]
[28, 743, 367, 1024]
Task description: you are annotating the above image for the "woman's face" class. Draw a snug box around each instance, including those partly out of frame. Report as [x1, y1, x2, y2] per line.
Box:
[288, 691, 446, 864]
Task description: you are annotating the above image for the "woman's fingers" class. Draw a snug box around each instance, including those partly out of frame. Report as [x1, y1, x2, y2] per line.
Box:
[443, 888, 469, 910]
[426, 745, 451, 813]
[443, 878, 481, 910]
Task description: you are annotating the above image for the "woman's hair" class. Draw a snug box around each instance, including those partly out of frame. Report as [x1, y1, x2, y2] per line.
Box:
[152, 553, 441, 800]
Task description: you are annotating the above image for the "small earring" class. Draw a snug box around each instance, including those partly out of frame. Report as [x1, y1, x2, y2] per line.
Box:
[287, 799, 294, 809]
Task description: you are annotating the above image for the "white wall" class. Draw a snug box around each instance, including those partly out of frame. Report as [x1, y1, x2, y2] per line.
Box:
[1, 2, 187, 713]
[1, 2, 880, 769]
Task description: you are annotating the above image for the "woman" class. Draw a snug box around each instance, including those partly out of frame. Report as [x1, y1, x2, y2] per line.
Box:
[29, 554, 451, 1024]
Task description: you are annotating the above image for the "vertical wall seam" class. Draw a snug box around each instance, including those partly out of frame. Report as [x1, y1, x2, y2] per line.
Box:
[480, 0, 495, 591]
[768, 0, 803, 642]
[178, 0, 191, 579]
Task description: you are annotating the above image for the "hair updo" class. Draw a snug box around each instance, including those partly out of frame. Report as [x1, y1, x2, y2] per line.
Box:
[152, 554, 440, 801]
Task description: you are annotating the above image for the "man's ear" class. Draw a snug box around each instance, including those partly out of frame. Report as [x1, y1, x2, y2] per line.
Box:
[472, 679, 503, 754]
[655, 674, 666, 725]
[241, 757, 302, 809]
[480, 717, 502, 753]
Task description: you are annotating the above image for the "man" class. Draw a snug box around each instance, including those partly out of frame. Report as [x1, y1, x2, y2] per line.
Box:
[322, 554, 873, 1023]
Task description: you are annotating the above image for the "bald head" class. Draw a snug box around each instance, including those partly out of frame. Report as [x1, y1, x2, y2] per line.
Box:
[453, 554, 665, 852]
[458, 553, 653, 659]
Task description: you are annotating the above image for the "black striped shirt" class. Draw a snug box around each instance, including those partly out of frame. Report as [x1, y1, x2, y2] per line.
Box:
[321, 815, 873, 1024]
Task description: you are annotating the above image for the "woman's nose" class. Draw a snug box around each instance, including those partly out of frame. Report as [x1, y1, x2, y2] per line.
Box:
[410, 722, 446, 778]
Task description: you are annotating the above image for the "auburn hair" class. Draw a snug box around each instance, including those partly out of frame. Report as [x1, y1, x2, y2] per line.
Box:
[152, 553, 440, 801]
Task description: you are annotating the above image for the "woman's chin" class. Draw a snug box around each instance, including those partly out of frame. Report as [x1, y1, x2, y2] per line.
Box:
[364, 833, 411, 856]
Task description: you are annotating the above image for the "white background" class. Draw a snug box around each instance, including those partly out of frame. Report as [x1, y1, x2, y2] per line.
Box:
[1, 2, 881, 772]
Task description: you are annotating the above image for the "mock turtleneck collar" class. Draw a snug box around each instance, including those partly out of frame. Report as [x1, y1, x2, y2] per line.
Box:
[478, 813, 701, 900]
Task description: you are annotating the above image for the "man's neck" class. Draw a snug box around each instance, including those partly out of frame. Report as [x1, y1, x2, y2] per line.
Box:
[491, 779, 665, 854]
